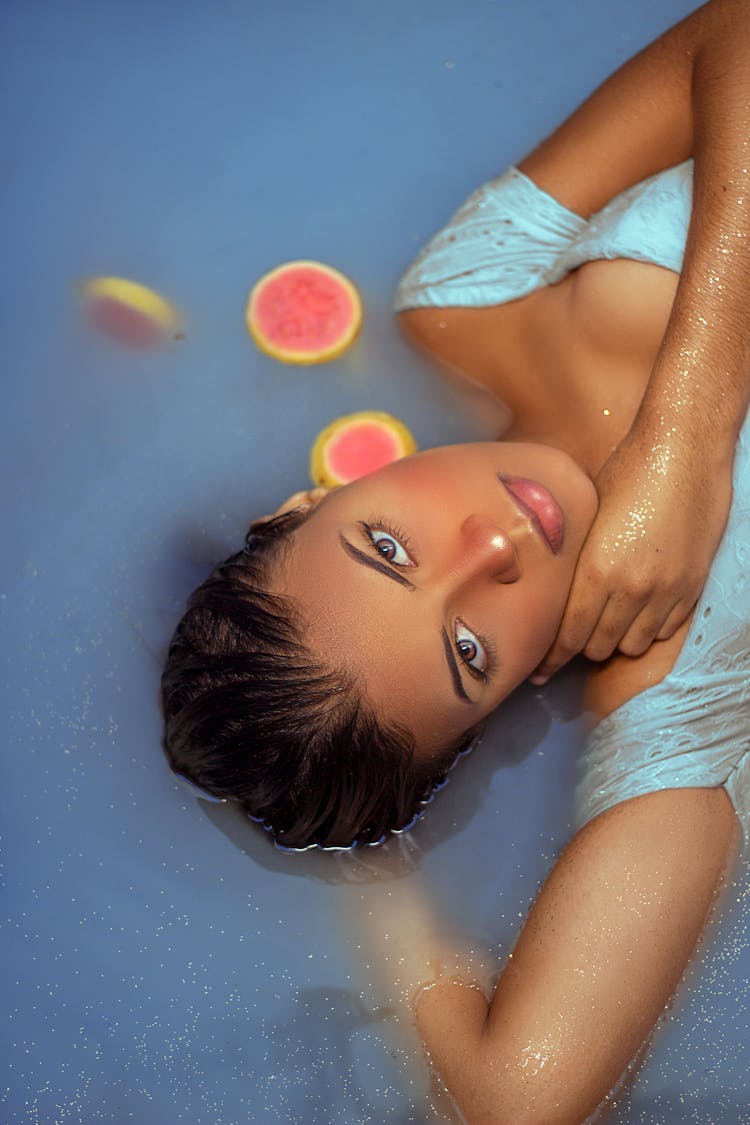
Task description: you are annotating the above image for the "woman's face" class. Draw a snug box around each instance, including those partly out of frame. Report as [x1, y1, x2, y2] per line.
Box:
[275, 443, 598, 756]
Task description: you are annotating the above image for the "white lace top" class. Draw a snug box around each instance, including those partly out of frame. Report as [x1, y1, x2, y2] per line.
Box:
[393, 161, 693, 311]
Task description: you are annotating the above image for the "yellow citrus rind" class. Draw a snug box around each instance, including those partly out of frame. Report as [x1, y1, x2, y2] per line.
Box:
[309, 410, 417, 488]
[79, 276, 179, 333]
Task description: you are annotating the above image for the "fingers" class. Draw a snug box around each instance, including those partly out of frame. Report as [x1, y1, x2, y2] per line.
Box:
[532, 599, 641, 685]
[655, 600, 696, 641]
[531, 584, 610, 684]
[598, 583, 700, 658]
[606, 603, 669, 659]
[533, 590, 700, 686]
[583, 592, 654, 661]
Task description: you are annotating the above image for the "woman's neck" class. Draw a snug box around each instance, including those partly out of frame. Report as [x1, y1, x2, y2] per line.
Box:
[500, 416, 622, 479]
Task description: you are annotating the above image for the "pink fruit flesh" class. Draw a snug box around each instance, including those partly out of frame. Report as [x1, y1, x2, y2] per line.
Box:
[86, 296, 166, 349]
[326, 423, 401, 481]
[253, 268, 355, 350]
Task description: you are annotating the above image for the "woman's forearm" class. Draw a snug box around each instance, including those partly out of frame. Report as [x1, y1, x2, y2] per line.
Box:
[638, 0, 750, 462]
[532, 0, 750, 675]
[521, 0, 750, 460]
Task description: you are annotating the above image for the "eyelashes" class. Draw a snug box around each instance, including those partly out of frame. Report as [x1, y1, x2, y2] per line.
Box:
[359, 517, 417, 567]
[455, 619, 497, 682]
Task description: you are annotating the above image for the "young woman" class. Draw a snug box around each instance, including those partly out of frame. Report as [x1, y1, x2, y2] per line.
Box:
[162, 1, 750, 1116]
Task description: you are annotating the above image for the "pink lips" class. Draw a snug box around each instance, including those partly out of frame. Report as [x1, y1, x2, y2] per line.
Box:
[499, 475, 565, 554]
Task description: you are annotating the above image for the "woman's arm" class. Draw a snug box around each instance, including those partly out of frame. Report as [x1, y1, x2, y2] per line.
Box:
[416, 787, 739, 1124]
[525, 0, 750, 679]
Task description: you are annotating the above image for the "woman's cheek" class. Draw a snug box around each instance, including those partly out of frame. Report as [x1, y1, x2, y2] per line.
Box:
[523, 596, 566, 662]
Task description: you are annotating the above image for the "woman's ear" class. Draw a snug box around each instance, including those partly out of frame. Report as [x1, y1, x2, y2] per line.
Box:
[268, 486, 330, 520]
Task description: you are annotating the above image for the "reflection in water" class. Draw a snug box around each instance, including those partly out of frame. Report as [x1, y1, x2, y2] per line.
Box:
[261, 987, 397, 1121]
[263, 987, 462, 1123]
[199, 669, 580, 885]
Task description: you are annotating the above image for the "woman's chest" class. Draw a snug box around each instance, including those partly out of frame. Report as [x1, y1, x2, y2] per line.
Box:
[398, 258, 679, 441]
[566, 258, 678, 366]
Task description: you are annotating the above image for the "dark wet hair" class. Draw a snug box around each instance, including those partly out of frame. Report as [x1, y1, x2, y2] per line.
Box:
[161, 507, 480, 849]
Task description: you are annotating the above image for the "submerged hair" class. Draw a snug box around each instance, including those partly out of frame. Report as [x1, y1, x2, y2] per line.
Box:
[161, 508, 477, 849]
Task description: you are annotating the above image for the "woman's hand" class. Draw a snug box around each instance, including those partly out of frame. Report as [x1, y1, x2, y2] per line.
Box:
[534, 418, 733, 680]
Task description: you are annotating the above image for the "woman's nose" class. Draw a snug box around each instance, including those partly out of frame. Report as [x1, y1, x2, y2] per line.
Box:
[457, 514, 521, 584]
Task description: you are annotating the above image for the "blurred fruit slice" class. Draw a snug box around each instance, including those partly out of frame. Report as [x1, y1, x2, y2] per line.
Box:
[80, 276, 179, 348]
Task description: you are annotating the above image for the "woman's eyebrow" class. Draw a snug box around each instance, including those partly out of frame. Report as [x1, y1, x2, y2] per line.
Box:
[338, 535, 416, 590]
[441, 628, 472, 703]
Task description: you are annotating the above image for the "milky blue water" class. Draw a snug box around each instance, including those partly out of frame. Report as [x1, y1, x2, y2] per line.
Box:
[3, 1, 748, 1121]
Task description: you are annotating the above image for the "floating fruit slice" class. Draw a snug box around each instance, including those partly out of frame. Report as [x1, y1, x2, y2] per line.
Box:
[79, 276, 179, 348]
[309, 410, 417, 487]
[247, 260, 362, 364]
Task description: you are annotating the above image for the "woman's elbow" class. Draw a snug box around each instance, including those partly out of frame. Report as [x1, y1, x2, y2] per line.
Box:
[416, 983, 608, 1124]
[433, 1043, 608, 1125]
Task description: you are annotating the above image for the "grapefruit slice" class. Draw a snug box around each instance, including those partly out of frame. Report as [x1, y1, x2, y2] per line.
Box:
[247, 260, 362, 364]
[79, 276, 179, 348]
[309, 410, 417, 487]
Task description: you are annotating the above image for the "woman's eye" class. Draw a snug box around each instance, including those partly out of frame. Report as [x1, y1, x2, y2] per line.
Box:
[455, 619, 487, 674]
[365, 525, 415, 567]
